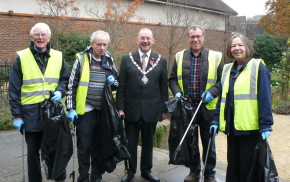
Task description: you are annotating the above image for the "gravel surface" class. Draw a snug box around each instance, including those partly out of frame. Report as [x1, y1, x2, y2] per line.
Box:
[215, 113, 290, 181]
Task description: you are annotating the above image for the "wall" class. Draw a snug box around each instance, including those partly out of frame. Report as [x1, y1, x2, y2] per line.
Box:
[0, 13, 231, 64]
[0, 0, 228, 30]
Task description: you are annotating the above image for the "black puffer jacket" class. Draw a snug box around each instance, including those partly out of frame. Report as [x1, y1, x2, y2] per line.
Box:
[169, 46, 223, 98]
[8, 41, 69, 132]
[168, 46, 224, 122]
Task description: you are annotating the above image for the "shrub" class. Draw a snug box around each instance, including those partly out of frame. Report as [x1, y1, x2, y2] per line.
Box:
[273, 100, 290, 115]
[57, 33, 90, 70]
[154, 124, 166, 148]
[138, 124, 166, 148]
[0, 95, 14, 130]
[253, 33, 283, 71]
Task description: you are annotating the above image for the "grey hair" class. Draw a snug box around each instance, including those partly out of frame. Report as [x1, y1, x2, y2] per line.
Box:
[226, 33, 254, 60]
[188, 26, 205, 36]
[30, 23, 51, 37]
[137, 28, 154, 38]
[90, 30, 110, 43]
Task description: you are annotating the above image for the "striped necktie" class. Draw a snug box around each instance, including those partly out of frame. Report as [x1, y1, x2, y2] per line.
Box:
[142, 54, 147, 71]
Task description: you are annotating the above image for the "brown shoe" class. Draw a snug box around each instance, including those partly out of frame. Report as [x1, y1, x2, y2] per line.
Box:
[184, 172, 200, 182]
[204, 176, 217, 182]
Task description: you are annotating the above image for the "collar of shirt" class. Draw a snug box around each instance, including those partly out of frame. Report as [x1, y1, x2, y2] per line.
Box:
[231, 58, 251, 78]
[89, 50, 102, 63]
[138, 49, 151, 64]
[190, 47, 203, 58]
[33, 45, 47, 53]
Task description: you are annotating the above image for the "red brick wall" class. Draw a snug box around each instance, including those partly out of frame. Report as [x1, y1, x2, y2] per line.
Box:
[0, 12, 231, 63]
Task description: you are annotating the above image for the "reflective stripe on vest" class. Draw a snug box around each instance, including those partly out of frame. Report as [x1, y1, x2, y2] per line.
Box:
[18, 48, 62, 105]
[219, 58, 264, 131]
[75, 52, 90, 115]
[175, 49, 222, 110]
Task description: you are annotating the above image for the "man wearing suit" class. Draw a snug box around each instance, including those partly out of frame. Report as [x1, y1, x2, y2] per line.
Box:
[117, 28, 168, 182]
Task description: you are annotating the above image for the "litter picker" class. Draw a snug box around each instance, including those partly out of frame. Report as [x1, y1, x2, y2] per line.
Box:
[201, 127, 215, 182]
[69, 121, 77, 182]
[173, 97, 204, 160]
[120, 115, 129, 174]
[21, 127, 25, 182]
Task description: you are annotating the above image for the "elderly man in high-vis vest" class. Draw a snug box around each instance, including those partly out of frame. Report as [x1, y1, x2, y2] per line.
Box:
[66, 30, 118, 182]
[169, 26, 224, 182]
[8, 22, 69, 182]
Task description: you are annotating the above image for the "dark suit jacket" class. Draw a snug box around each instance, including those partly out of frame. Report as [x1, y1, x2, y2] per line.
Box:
[117, 50, 168, 123]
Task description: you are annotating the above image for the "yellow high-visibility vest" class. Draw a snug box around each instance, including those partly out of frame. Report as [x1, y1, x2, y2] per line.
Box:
[219, 58, 265, 131]
[75, 52, 90, 115]
[18, 48, 62, 105]
[175, 49, 222, 110]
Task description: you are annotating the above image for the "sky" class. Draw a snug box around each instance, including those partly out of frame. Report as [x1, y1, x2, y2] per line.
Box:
[221, 0, 268, 18]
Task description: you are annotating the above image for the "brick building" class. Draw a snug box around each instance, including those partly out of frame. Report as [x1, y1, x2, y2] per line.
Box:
[0, 0, 237, 64]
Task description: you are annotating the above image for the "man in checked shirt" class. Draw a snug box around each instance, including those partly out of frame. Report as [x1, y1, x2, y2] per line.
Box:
[169, 26, 224, 182]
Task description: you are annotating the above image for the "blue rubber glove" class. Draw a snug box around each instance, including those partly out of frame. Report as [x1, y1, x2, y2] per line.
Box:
[107, 75, 115, 86]
[13, 119, 24, 132]
[67, 109, 78, 123]
[201, 91, 213, 103]
[210, 124, 218, 136]
[261, 131, 270, 140]
[51, 91, 62, 102]
[175, 92, 182, 98]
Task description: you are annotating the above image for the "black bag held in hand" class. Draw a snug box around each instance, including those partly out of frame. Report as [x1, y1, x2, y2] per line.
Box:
[247, 140, 279, 182]
[166, 97, 198, 165]
[41, 99, 73, 180]
[99, 82, 131, 173]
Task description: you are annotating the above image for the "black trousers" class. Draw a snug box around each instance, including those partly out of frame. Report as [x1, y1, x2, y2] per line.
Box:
[226, 134, 260, 182]
[76, 109, 103, 182]
[25, 132, 66, 182]
[125, 117, 157, 175]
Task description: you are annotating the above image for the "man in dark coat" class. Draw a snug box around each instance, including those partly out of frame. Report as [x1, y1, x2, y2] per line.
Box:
[9, 22, 69, 182]
[66, 30, 118, 182]
[117, 28, 168, 182]
[169, 26, 224, 182]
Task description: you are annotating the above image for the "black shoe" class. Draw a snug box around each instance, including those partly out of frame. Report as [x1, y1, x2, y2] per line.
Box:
[77, 175, 90, 182]
[91, 179, 102, 182]
[90, 175, 102, 182]
[141, 172, 160, 182]
[121, 173, 134, 182]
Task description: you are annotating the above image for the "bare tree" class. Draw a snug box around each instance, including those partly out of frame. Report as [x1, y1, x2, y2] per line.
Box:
[85, 0, 144, 68]
[36, 0, 80, 49]
[154, 0, 209, 72]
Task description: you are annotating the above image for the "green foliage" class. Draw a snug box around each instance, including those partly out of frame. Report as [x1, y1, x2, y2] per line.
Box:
[0, 95, 14, 130]
[273, 100, 290, 115]
[138, 124, 166, 148]
[253, 33, 283, 71]
[0, 60, 12, 83]
[57, 32, 90, 69]
[154, 125, 166, 148]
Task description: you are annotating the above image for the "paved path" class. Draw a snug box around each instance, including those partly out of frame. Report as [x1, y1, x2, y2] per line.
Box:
[0, 130, 286, 182]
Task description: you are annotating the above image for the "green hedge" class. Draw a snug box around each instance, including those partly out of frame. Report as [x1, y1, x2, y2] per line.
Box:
[0, 95, 14, 130]
[273, 100, 290, 115]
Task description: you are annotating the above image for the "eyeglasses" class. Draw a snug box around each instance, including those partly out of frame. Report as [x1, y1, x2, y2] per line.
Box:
[138, 37, 153, 41]
[188, 35, 203, 40]
[33, 33, 48, 38]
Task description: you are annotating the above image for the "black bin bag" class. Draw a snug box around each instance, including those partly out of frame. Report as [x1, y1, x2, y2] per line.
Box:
[247, 140, 279, 182]
[41, 99, 73, 180]
[99, 82, 131, 173]
[166, 97, 198, 165]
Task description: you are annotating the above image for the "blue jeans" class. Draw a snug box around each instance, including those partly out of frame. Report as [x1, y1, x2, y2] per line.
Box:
[186, 110, 216, 177]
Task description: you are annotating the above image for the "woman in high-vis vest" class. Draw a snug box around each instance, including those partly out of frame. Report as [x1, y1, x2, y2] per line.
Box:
[210, 33, 274, 182]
